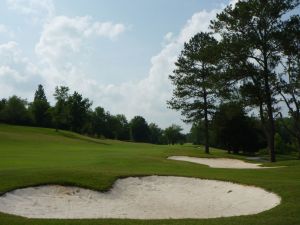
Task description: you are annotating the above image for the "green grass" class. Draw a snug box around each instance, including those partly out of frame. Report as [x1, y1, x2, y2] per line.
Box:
[0, 123, 299, 225]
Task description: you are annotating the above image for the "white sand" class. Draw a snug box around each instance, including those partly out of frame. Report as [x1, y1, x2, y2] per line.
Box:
[168, 156, 274, 169]
[0, 176, 280, 219]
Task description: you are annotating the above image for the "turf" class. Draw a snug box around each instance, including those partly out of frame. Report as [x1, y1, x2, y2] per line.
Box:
[0, 124, 299, 225]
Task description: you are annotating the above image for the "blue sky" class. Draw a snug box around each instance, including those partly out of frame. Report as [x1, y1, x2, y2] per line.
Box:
[0, 0, 234, 131]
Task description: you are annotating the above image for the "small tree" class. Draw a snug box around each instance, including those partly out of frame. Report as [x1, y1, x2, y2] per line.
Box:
[164, 124, 184, 145]
[130, 116, 150, 142]
[0, 99, 7, 122]
[168, 32, 220, 153]
[53, 86, 70, 131]
[149, 123, 164, 144]
[109, 114, 130, 140]
[68, 92, 92, 133]
[1, 96, 31, 125]
[30, 84, 51, 127]
[212, 102, 265, 154]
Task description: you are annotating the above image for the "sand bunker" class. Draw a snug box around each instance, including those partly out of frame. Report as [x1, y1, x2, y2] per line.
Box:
[168, 156, 274, 169]
[0, 176, 280, 219]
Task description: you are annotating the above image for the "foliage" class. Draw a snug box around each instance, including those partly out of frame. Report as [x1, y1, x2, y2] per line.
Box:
[148, 123, 165, 144]
[164, 124, 185, 145]
[168, 32, 220, 153]
[277, 14, 300, 158]
[0, 96, 31, 125]
[53, 86, 70, 131]
[0, 85, 186, 145]
[29, 85, 52, 127]
[211, 102, 266, 154]
[68, 92, 92, 133]
[209, 0, 300, 161]
[130, 116, 150, 142]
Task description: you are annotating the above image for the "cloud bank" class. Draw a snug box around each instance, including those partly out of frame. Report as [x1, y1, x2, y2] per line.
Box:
[0, 0, 235, 131]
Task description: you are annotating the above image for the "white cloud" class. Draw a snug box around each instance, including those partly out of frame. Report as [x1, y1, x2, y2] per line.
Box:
[88, 21, 126, 39]
[0, 24, 15, 38]
[36, 16, 126, 64]
[162, 32, 174, 45]
[33, 15, 127, 98]
[0, 1, 235, 132]
[86, 8, 220, 131]
[6, 0, 55, 23]
[0, 24, 8, 33]
[0, 42, 43, 98]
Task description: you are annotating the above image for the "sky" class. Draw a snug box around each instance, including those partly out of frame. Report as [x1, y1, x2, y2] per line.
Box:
[0, 0, 237, 132]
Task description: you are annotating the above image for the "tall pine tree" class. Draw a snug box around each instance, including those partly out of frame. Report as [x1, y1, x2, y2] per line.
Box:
[31, 84, 51, 127]
[168, 32, 220, 153]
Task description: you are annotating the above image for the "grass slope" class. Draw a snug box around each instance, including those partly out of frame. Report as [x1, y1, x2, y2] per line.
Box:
[0, 124, 299, 225]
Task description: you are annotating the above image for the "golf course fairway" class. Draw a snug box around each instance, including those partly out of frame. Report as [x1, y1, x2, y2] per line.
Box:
[0, 124, 299, 225]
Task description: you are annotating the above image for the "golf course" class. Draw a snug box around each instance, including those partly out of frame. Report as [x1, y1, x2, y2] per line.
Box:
[0, 0, 300, 224]
[0, 123, 299, 225]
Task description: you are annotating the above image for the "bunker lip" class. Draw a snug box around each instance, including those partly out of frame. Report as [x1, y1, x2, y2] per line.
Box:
[168, 156, 281, 169]
[0, 176, 280, 219]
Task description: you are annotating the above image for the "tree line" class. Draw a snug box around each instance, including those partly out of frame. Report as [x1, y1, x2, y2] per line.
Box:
[168, 0, 300, 161]
[187, 101, 298, 157]
[0, 85, 185, 145]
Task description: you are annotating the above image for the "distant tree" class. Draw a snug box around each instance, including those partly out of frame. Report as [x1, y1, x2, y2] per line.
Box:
[211, 0, 300, 161]
[168, 32, 220, 153]
[149, 123, 164, 144]
[114, 114, 130, 140]
[1, 96, 31, 125]
[30, 84, 51, 127]
[68, 92, 92, 133]
[53, 86, 70, 131]
[0, 98, 6, 110]
[130, 116, 150, 142]
[91, 106, 107, 138]
[212, 102, 265, 154]
[164, 124, 184, 145]
[190, 122, 202, 145]
[0, 98, 7, 122]
[105, 114, 130, 140]
[100, 112, 115, 139]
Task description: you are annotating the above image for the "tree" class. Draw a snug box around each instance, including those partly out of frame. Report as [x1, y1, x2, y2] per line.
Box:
[68, 92, 92, 133]
[277, 15, 300, 158]
[130, 116, 150, 142]
[189, 121, 207, 145]
[53, 86, 70, 131]
[164, 124, 184, 145]
[106, 114, 130, 140]
[1, 96, 31, 125]
[211, 0, 300, 162]
[30, 84, 51, 127]
[91, 106, 108, 138]
[0, 99, 7, 122]
[212, 102, 265, 154]
[149, 123, 164, 144]
[114, 114, 130, 140]
[168, 32, 220, 153]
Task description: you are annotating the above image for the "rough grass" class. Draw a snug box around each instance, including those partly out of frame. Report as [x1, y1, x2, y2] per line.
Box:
[0, 124, 299, 225]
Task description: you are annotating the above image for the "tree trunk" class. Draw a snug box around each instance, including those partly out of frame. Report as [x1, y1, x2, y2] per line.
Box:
[266, 128, 276, 162]
[265, 93, 276, 162]
[203, 88, 210, 154]
[263, 54, 276, 162]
